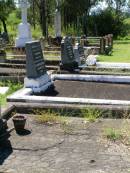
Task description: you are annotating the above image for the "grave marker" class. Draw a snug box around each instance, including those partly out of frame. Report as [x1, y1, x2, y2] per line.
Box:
[61, 37, 78, 71]
[26, 41, 46, 78]
[25, 41, 53, 93]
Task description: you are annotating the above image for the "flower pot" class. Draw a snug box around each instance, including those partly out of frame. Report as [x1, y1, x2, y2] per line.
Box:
[12, 115, 27, 133]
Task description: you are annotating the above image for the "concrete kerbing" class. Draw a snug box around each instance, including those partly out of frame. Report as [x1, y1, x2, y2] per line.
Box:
[52, 74, 130, 84]
[96, 62, 130, 70]
[7, 74, 130, 106]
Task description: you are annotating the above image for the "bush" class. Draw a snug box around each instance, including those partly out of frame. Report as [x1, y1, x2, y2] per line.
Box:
[88, 8, 127, 38]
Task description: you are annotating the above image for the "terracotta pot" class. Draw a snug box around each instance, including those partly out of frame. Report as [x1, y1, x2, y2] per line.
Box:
[12, 115, 27, 132]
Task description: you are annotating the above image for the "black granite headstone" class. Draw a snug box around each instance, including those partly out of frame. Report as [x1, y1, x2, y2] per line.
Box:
[26, 41, 47, 78]
[61, 37, 78, 70]
[78, 44, 86, 64]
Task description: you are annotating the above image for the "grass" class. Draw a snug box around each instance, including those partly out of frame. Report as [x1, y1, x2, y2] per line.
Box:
[35, 108, 102, 126]
[81, 108, 102, 122]
[98, 39, 130, 62]
[35, 109, 67, 125]
[0, 81, 23, 106]
[104, 128, 124, 142]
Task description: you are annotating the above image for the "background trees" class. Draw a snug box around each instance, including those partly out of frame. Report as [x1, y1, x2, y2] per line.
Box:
[0, 0, 15, 33]
[0, 0, 130, 39]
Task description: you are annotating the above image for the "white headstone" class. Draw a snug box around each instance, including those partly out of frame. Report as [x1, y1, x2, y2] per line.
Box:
[54, 0, 61, 37]
[15, 0, 32, 48]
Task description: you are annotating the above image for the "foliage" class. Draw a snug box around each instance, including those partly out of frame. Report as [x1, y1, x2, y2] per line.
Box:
[104, 128, 123, 141]
[98, 39, 130, 62]
[88, 7, 127, 37]
[81, 108, 102, 122]
[0, 0, 15, 33]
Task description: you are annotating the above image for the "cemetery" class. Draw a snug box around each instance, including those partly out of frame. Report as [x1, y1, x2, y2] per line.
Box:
[1, 0, 130, 172]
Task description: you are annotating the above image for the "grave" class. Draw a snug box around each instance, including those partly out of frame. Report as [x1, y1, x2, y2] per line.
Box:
[24, 41, 54, 93]
[15, 0, 32, 48]
[7, 40, 130, 107]
[60, 37, 79, 71]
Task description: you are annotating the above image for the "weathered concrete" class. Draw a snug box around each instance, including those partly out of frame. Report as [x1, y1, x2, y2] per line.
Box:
[1, 115, 130, 173]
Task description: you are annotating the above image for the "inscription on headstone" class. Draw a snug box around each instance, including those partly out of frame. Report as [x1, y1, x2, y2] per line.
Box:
[78, 44, 86, 64]
[61, 37, 78, 70]
[74, 43, 85, 65]
[26, 41, 47, 78]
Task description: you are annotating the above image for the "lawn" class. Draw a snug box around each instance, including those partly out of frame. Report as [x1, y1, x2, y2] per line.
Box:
[98, 40, 130, 62]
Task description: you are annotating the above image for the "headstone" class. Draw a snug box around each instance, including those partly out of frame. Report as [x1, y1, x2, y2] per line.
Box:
[26, 41, 46, 78]
[78, 44, 86, 64]
[74, 43, 86, 65]
[24, 41, 53, 93]
[15, 0, 32, 48]
[61, 37, 78, 71]
[55, 0, 61, 37]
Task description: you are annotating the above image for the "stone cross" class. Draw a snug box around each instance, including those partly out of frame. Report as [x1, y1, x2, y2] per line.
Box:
[15, 0, 32, 48]
[54, 0, 61, 37]
[19, 0, 30, 24]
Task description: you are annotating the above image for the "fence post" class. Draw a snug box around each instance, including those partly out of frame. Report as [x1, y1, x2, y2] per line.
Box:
[100, 37, 105, 54]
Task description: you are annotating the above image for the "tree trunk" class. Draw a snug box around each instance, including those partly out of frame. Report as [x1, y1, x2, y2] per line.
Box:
[40, 0, 48, 38]
[1, 19, 8, 33]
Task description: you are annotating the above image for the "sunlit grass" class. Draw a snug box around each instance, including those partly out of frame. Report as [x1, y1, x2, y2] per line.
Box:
[98, 40, 130, 62]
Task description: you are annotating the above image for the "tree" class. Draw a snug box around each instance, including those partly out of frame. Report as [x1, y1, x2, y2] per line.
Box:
[0, 0, 15, 33]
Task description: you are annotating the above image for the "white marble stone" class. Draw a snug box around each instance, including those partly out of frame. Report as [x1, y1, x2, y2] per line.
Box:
[15, 0, 32, 47]
[55, 9, 61, 37]
[24, 74, 53, 93]
[0, 87, 9, 95]
[96, 62, 130, 69]
[86, 55, 98, 66]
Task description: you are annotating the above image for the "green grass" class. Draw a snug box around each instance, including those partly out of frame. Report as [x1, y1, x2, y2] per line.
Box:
[98, 40, 130, 62]
[104, 128, 124, 141]
[81, 108, 102, 122]
[0, 81, 23, 106]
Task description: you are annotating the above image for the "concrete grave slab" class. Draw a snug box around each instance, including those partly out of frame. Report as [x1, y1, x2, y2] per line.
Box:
[7, 74, 130, 106]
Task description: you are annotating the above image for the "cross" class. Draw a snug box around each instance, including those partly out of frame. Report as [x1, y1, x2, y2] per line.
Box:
[18, 0, 30, 24]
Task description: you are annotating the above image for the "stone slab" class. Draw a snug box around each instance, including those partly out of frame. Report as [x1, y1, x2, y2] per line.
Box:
[8, 74, 130, 106]
[1, 116, 130, 173]
[96, 62, 130, 69]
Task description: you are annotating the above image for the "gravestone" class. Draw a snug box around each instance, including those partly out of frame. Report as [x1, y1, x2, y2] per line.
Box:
[26, 41, 46, 78]
[74, 43, 86, 66]
[24, 41, 53, 93]
[61, 37, 78, 71]
[55, 0, 61, 38]
[15, 0, 32, 47]
[78, 44, 86, 64]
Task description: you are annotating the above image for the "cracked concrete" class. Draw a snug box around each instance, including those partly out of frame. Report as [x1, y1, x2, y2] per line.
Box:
[1, 115, 130, 173]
